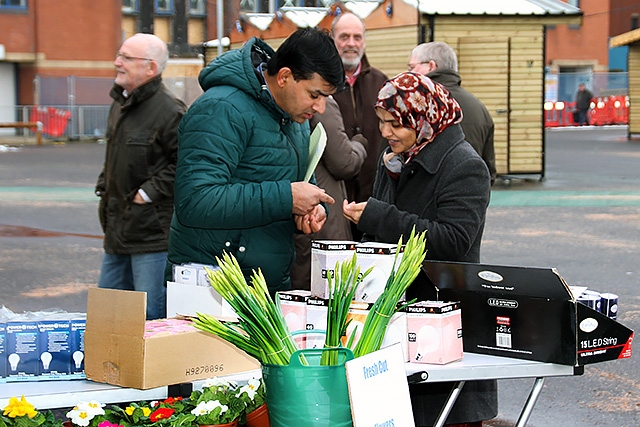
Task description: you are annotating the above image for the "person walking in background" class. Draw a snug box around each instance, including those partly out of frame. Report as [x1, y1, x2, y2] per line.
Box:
[95, 33, 187, 320]
[331, 12, 388, 240]
[575, 82, 594, 126]
[409, 41, 497, 185]
[289, 96, 368, 290]
[343, 72, 494, 427]
[167, 28, 344, 297]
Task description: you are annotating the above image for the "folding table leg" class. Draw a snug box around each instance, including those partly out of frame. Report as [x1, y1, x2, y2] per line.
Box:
[433, 380, 466, 427]
[515, 377, 546, 427]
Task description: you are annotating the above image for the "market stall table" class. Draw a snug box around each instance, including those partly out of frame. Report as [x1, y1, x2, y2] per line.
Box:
[406, 352, 582, 427]
[1, 353, 580, 427]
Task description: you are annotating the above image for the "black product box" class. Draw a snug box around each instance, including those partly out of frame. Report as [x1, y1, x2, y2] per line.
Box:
[421, 261, 634, 366]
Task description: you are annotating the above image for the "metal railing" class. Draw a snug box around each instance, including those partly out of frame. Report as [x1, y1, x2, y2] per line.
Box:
[0, 105, 110, 140]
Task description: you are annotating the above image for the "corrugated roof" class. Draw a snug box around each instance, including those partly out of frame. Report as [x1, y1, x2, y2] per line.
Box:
[610, 28, 640, 48]
[405, 0, 582, 16]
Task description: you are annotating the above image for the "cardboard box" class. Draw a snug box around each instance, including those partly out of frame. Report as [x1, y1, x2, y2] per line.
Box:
[305, 296, 329, 349]
[406, 301, 463, 364]
[354, 242, 403, 303]
[85, 288, 259, 389]
[6, 319, 39, 380]
[310, 240, 357, 299]
[166, 281, 237, 321]
[421, 261, 634, 366]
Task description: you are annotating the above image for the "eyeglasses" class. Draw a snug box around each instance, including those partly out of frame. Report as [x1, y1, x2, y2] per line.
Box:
[407, 61, 430, 71]
[116, 52, 153, 62]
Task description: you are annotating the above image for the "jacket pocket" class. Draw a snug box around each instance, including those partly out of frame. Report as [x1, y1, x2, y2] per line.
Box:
[121, 202, 165, 242]
[125, 131, 156, 187]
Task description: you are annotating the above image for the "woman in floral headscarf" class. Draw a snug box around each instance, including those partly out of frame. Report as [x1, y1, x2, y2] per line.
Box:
[343, 72, 494, 427]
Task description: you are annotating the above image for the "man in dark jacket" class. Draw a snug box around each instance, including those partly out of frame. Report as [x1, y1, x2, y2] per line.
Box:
[95, 33, 186, 320]
[575, 83, 594, 126]
[331, 12, 388, 213]
[167, 29, 345, 296]
[410, 42, 497, 185]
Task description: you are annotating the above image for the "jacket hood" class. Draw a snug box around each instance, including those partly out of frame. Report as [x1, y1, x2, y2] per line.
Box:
[198, 37, 274, 102]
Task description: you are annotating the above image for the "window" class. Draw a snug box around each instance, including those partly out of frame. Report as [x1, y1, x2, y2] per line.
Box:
[632, 14, 639, 31]
[122, 0, 139, 14]
[189, 0, 206, 16]
[156, 0, 172, 14]
[0, 0, 27, 9]
[240, 0, 270, 13]
[567, 0, 579, 7]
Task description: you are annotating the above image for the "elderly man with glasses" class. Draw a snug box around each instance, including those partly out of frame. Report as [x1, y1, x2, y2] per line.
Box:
[95, 33, 187, 319]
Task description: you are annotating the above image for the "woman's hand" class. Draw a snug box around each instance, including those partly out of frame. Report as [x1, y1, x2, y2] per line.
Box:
[342, 199, 367, 224]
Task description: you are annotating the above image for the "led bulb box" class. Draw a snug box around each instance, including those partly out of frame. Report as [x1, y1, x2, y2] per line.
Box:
[353, 242, 404, 303]
[277, 290, 311, 349]
[85, 288, 259, 390]
[406, 301, 463, 365]
[421, 261, 633, 366]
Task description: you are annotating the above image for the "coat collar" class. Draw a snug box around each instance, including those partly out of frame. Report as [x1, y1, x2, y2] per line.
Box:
[409, 124, 466, 174]
[110, 76, 163, 108]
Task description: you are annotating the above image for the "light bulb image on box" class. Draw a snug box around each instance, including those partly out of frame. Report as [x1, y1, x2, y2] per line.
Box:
[354, 268, 386, 302]
[73, 351, 84, 369]
[415, 325, 441, 361]
[8, 353, 20, 371]
[40, 351, 52, 370]
[284, 311, 305, 333]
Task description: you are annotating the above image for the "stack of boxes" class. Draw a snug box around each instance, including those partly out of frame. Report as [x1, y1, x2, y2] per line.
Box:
[0, 309, 86, 383]
[280, 240, 463, 365]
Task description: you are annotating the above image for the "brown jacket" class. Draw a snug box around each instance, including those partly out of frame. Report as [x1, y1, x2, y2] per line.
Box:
[332, 54, 388, 203]
[290, 96, 367, 290]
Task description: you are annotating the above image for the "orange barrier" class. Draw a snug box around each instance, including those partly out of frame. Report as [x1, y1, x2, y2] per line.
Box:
[31, 106, 72, 137]
[544, 96, 628, 127]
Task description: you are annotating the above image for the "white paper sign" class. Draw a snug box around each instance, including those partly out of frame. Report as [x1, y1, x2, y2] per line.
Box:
[345, 343, 415, 427]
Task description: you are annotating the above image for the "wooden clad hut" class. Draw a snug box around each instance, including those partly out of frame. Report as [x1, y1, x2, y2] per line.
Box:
[609, 28, 640, 139]
[215, 0, 582, 179]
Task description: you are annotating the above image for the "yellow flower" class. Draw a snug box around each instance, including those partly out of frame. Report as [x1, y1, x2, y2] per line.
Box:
[3, 395, 38, 419]
[142, 407, 151, 417]
[125, 406, 135, 416]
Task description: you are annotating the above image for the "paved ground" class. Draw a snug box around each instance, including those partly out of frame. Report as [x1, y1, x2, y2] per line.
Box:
[1, 126, 639, 426]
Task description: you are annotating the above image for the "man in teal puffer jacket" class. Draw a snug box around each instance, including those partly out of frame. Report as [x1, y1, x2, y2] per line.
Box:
[167, 28, 345, 295]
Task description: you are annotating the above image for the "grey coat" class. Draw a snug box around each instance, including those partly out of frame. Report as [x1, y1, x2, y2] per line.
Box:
[358, 124, 496, 425]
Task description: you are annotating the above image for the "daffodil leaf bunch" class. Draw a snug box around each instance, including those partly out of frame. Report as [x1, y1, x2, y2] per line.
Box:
[1, 395, 61, 427]
[188, 377, 244, 424]
[235, 377, 266, 414]
[192, 251, 298, 365]
[352, 227, 427, 358]
[321, 252, 372, 366]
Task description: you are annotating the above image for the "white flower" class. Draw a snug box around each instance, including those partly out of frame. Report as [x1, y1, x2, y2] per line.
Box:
[239, 378, 260, 401]
[66, 401, 105, 426]
[203, 376, 237, 389]
[191, 400, 228, 416]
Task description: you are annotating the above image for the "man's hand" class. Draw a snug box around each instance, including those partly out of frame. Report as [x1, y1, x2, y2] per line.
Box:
[291, 182, 334, 216]
[295, 205, 327, 234]
[132, 191, 147, 204]
[343, 199, 367, 224]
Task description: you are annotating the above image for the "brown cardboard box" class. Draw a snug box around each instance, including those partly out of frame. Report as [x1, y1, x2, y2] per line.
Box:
[85, 288, 259, 390]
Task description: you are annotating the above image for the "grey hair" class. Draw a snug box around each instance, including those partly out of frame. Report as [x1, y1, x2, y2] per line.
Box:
[131, 33, 169, 74]
[330, 12, 366, 37]
[411, 42, 458, 72]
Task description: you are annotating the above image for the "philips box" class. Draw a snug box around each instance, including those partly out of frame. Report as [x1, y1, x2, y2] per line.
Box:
[310, 240, 357, 299]
[406, 301, 463, 364]
[305, 296, 329, 349]
[278, 290, 311, 348]
[85, 288, 259, 389]
[422, 261, 633, 366]
[354, 242, 403, 303]
[341, 302, 409, 362]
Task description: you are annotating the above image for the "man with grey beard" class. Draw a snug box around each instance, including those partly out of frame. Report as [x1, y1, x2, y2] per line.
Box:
[331, 12, 387, 239]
